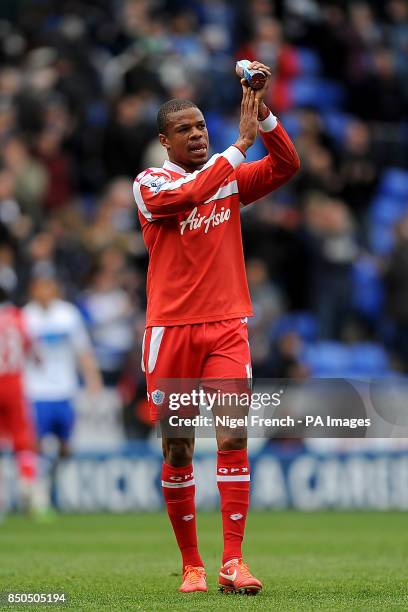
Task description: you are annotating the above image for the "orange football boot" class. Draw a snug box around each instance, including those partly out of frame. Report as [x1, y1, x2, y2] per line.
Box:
[179, 565, 208, 593]
[218, 558, 262, 595]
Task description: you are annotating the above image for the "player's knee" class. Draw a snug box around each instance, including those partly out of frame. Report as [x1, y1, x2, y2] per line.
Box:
[163, 439, 194, 466]
[217, 436, 247, 451]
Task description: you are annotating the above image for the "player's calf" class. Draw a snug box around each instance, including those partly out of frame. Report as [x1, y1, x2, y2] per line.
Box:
[162, 437, 194, 467]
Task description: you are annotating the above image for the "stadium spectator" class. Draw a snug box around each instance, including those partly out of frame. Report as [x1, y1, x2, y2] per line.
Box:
[246, 257, 284, 374]
[338, 120, 379, 224]
[83, 178, 137, 255]
[0, 277, 37, 512]
[384, 215, 408, 369]
[2, 135, 48, 228]
[77, 256, 136, 386]
[349, 46, 407, 122]
[266, 330, 309, 380]
[295, 142, 340, 198]
[0, 166, 23, 238]
[103, 93, 156, 180]
[387, 0, 408, 95]
[35, 128, 75, 212]
[303, 195, 358, 338]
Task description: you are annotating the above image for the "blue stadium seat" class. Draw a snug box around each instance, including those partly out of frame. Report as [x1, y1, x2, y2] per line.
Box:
[302, 342, 390, 378]
[368, 225, 394, 255]
[368, 195, 408, 254]
[279, 112, 301, 140]
[369, 196, 408, 224]
[297, 48, 322, 76]
[349, 343, 390, 376]
[378, 168, 408, 200]
[352, 257, 384, 320]
[323, 111, 353, 147]
[294, 313, 319, 342]
[208, 117, 266, 161]
[302, 342, 351, 376]
[271, 312, 318, 343]
[291, 78, 344, 110]
[205, 111, 223, 137]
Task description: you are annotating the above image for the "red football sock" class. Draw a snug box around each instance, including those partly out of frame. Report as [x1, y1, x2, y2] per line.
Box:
[217, 449, 250, 564]
[16, 450, 37, 482]
[161, 463, 203, 569]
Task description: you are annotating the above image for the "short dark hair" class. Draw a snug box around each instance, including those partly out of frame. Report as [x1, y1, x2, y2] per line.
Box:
[157, 99, 198, 134]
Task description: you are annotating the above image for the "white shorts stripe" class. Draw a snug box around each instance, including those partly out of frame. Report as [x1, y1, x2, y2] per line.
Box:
[148, 326, 165, 373]
[141, 330, 146, 372]
[216, 475, 251, 482]
[245, 363, 252, 381]
[161, 479, 195, 488]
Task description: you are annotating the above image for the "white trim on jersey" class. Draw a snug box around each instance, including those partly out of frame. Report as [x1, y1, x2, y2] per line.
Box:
[163, 149, 244, 176]
[163, 160, 187, 175]
[134, 155, 219, 220]
[133, 180, 154, 222]
[145, 154, 220, 193]
[259, 112, 278, 132]
[134, 145, 244, 221]
[222, 145, 245, 168]
[245, 362, 252, 381]
[204, 180, 239, 204]
[148, 326, 165, 373]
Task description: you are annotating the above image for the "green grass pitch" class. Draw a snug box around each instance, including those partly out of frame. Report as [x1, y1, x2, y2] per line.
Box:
[1, 511, 408, 611]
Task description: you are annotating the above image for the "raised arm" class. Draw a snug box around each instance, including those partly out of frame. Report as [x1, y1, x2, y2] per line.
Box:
[235, 61, 300, 206]
[236, 113, 300, 206]
[133, 88, 260, 222]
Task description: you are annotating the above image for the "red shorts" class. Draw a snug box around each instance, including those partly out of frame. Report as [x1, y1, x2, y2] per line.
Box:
[142, 318, 252, 420]
[0, 375, 36, 452]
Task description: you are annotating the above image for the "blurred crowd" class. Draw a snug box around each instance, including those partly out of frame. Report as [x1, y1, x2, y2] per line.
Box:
[0, 0, 407, 437]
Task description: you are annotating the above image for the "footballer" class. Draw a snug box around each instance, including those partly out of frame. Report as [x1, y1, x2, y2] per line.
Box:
[133, 61, 300, 594]
[0, 280, 37, 512]
[24, 274, 102, 513]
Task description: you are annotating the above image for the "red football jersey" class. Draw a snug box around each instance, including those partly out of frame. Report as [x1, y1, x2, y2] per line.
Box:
[133, 113, 300, 327]
[0, 304, 30, 376]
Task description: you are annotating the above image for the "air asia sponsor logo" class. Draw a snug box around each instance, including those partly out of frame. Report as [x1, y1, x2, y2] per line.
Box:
[180, 204, 231, 235]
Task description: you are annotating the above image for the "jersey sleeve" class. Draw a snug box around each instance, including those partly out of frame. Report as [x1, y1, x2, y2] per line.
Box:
[133, 146, 245, 221]
[235, 113, 300, 207]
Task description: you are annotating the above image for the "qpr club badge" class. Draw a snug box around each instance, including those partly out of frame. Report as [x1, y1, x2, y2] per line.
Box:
[152, 389, 165, 405]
